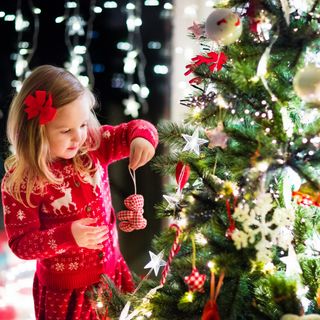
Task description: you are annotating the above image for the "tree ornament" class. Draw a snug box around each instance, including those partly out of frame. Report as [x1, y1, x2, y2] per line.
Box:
[281, 166, 302, 208]
[247, 0, 273, 40]
[188, 21, 205, 39]
[202, 300, 220, 320]
[225, 198, 236, 239]
[231, 191, 295, 263]
[160, 224, 182, 285]
[202, 268, 225, 320]
[292, 182, 320, 207]
[280, 244, 302, 277]
[182, 128, 208, 156]
[293, 64, 320, 104]
[117, 194, 147, 232]
[205, 9, 242, 46]
[184, 52, 227, 77]
[144, 251, 166, 276]
[175, 162, 191, 192]
[184, 267, 206, 293]
[117, 169, 147, 232]
[184, 235, 206, 292]
[205, 122, 229, 149]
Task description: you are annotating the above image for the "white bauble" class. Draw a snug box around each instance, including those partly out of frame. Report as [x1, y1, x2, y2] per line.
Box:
[205, 9, 242, 45]
[293, 64, 320, 104]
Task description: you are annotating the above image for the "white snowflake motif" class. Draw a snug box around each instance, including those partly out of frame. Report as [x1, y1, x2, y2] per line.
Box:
[48, 239, 57, 250]
[231, 192, 295, 263]
[56, 249, 66, 255]
[137, 125, 150, 132]
[16, 210, 26, 221]
[55, 263, 65, 271]
[68, 262, 79, 270]
[47, 229, 55, 236]
[4, 205, 11, 215]
[103, 131, 111, 139]
[42, 205, 50, 214]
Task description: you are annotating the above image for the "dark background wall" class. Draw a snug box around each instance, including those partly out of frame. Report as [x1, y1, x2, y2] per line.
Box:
[0, 0, 171, 274]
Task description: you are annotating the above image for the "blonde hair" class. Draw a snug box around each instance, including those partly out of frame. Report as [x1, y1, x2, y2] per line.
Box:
[4, 65, 101, 206]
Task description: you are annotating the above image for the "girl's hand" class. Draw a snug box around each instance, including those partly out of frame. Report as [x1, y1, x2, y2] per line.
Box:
[129, 137, 155, 170]
[71, 218, 109, 250]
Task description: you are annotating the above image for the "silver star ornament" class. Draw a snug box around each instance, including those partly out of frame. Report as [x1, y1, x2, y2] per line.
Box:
[182, 128, 208, 156]
[144, 250, 166, 276]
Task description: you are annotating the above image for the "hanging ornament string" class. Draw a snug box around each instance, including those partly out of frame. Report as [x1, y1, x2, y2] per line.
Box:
[191, 234, 196, 269]
[225, 197, 237, 238]
[160, 224, 182, 285]
[256, 31, 279, 101]
[129, 168, 137, 194]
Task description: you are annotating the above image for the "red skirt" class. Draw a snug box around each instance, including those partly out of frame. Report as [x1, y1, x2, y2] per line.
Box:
[33, 257, 134, 320]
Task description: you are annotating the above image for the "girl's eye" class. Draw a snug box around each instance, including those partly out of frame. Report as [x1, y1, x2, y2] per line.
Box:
[61, 129, 70, 134]
[81, 123, 87, 128]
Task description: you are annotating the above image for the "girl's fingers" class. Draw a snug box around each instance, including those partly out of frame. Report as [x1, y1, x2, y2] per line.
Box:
[93, 231, 109, 243]
[79, 218, 96, 226]
[140, 152, 151, 167]
[130, 149, 143, 170]
[85, 225, 108, 235]
[85, 244, 104, 250]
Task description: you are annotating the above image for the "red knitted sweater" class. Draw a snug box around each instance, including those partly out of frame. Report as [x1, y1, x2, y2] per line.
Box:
[1, 120, 158, 289]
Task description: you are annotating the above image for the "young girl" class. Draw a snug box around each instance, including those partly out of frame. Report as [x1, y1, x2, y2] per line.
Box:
[1, 65, 158, 320]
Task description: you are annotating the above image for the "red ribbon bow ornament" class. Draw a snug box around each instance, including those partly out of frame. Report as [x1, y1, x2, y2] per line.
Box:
[24, 90, 57, 125]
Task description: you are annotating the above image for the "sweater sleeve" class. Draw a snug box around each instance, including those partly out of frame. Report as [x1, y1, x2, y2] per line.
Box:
[1, 183, 78, 260]
[99, 119, 158, 164]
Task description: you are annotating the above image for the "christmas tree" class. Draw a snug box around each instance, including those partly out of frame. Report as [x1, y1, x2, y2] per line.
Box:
[90, 1, 320, 319]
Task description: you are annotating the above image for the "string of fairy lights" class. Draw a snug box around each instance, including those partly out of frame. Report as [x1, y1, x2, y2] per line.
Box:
[0, 0, 173, 118]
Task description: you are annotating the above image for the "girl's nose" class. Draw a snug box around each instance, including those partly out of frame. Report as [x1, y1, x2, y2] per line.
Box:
[72, 129, 81, 142]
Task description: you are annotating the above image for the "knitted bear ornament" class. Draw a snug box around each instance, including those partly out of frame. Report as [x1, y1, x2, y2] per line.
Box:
[117, 194, 147, 232]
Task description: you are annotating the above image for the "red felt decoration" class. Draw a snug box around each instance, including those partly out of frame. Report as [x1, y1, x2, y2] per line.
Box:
[175, 162, 191, 191]
[117, 194, 147, 232]
[184, 267, 206, 292]
[184, 52, 227, 77]
[202, 300, 220, 320]
[225, 198, 236, 238]
[24, 90, 57, 125]
[202, 271, 225, 320]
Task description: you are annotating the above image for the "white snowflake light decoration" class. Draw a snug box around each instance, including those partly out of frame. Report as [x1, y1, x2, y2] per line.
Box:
[231, 192, 295, 263]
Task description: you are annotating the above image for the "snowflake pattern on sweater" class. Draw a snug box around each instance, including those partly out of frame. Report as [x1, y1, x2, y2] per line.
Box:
[2, 120, 158, 290]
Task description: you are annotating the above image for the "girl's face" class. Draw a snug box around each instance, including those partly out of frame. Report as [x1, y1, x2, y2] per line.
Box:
[45, 93, 92, 160]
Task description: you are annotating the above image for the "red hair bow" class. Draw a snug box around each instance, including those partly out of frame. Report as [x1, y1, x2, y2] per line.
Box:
[24, 90, 57, 125]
